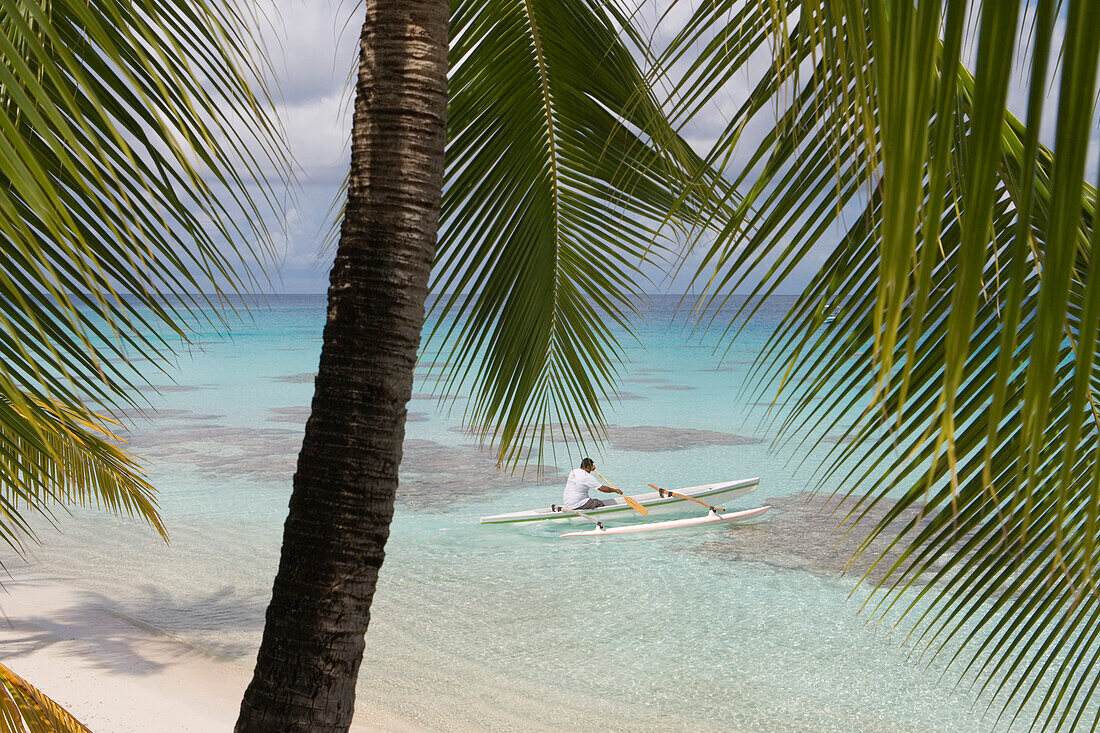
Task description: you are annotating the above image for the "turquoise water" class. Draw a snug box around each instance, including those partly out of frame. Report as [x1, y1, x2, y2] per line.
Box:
[11, 295, 1033, 731]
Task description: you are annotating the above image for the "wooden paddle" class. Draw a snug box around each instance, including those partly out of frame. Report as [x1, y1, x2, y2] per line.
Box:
[594, 470, 648, 515]
[648, 483, 723, 513]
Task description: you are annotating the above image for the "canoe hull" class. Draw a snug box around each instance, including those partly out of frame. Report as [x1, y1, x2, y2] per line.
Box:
[561, 505, 770, 537]
[479, 477, 759, 525]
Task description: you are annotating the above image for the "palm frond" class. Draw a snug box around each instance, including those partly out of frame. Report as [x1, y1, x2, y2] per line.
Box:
[0, 0, 286, 529]
[0, 394, 164, 559]
[0, 662, 91, 733]
[660, 0, 1100, 728]
[0, 0, 289, 425]
[430, 0, 724, 470]
[0, 2, 287, 730]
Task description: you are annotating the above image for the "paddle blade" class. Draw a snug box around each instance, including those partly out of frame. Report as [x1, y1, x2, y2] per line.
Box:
[624, 495, 649, 516]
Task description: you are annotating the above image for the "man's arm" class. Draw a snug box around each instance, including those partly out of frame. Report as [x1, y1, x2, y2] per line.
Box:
[582, 472, 620, 495]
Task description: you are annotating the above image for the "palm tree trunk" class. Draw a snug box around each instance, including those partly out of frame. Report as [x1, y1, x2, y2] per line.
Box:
[235, 0, 448, 729]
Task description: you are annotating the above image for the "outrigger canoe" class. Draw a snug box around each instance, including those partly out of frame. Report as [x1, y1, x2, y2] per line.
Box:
[561, 505, 770, 537]
[479, 477, 760, 525]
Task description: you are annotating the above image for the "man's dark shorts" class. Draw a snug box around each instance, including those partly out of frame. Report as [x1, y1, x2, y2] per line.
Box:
[573, 497, 606, 510]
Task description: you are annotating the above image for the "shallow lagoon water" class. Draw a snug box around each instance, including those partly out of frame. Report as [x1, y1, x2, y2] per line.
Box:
[11, 295, 1038, 731]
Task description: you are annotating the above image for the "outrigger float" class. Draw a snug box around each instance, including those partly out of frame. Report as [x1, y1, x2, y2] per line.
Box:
[560, 505, 770, 537]
[479, 477, 770, 537]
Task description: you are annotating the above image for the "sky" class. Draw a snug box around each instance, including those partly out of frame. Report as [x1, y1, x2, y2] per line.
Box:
[242, 1, 1091, 296]
[237, 0, 835, 296]
[241, 0, 361, 294]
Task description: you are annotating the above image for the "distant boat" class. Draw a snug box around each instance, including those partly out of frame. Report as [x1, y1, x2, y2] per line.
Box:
[822, 307, 839, 325]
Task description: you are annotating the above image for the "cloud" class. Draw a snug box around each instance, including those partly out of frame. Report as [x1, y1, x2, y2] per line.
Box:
[256, 0, 362, 107]
[230, 2, 1093, 297]
[229, 1, 359, 291]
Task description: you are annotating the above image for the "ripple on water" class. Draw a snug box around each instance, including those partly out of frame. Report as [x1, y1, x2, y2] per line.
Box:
[693, 492, 958, 586]
[452, 422, 762, 452]
[609, 390, 643, 401]
[399, 439, 561, 511]
[269, 372, 315, 383]
[121, 416, 551, 507]
[132, 384, 206, 393]
[266, 406, 428, 424]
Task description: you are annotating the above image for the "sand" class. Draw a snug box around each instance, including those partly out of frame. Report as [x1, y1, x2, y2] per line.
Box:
[0, 576, 426, 733]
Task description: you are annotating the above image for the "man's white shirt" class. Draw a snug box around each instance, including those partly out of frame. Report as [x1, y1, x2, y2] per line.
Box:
[563, 468, 603, 509]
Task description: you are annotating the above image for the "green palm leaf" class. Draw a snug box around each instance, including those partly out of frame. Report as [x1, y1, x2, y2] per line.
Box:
[429, 0, 722, 469]
[0, 0, 285, 533]
[0, 0, 287, 426]
[0, 395, 164, 557]
[658, 0, 1100, 728]
[0, 1, 285, 726]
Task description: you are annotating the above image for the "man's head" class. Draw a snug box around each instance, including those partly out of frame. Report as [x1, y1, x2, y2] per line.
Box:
[580, 457, 595, 471]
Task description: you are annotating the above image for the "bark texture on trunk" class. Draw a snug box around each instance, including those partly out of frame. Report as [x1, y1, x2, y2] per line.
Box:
[236, 0, 447, 729]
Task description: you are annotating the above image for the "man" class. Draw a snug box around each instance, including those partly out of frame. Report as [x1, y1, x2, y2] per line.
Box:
[563, 457, 622, 510]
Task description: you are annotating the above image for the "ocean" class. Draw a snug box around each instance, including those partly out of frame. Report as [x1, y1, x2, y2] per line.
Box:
[9, 294, 1033, 731]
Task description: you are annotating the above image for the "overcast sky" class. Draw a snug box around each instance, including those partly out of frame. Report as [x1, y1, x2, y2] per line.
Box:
[249, 2, 1093, 295]
[245, 0, 833, 295]
[243, 0, 360, 293]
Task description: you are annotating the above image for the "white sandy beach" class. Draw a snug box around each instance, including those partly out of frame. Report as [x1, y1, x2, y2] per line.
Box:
[0, 576, 426, 733]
